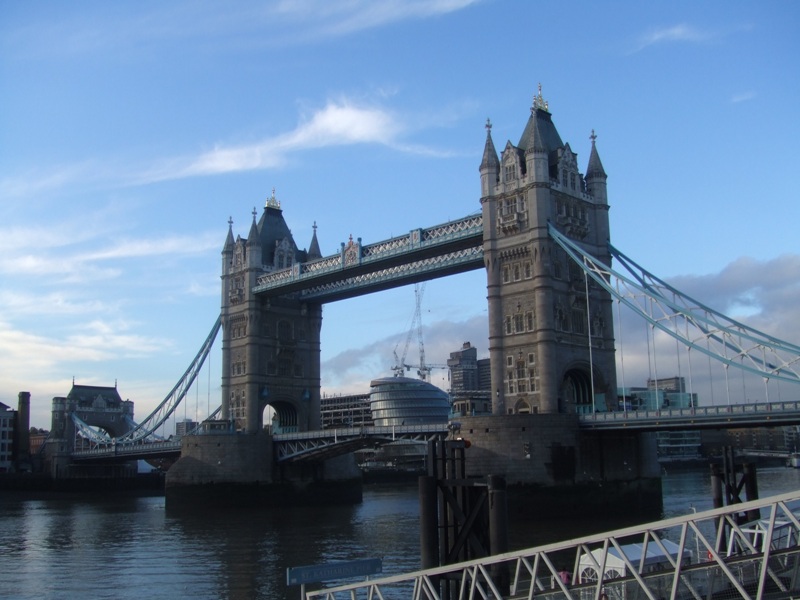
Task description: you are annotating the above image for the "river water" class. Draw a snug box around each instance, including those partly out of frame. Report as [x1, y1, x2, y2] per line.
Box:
[1, 465, 799, 600]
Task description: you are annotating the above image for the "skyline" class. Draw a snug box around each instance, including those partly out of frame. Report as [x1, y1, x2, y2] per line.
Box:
[2, 1, 799, 429]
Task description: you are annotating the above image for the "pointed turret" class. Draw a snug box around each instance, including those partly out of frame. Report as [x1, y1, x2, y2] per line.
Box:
[246, 207, 260, 247]
[223, 217, 235, 252]
[517, 85, 563, 156]
[585, 129, 608, 204]
[307, 222, 322, 260]
[479, 118, 500, 197]
[222, 217, 235, 276]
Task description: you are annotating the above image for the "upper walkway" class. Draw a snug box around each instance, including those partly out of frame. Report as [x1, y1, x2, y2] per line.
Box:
[252, 214, 484, 302]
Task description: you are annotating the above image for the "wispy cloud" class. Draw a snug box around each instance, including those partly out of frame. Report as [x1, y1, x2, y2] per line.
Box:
[138, 99, 413, 183]
[2, 1, 482, 60]
[2, 97, 449, 197]
[632, 23, 715, 53]
[0, 230, 220, 281]
[273, 0, 482, 38]
[731, 91, 757, 103]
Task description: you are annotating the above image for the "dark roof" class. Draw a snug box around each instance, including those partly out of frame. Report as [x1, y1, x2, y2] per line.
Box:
[67, 384, 124, 407]
[518, 107, 563, 156]
[256, 205, 299, 265]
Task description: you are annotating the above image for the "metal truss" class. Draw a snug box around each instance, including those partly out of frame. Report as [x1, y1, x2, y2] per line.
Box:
[108, 315, 222, 446]
[253, 214, 484, 299]
[71, 412, 112, 445]
[548, 224, 800, 386]
[305, 491, 800, 600]
[273, 424, 449, 462]
[298, 246, 484, 302]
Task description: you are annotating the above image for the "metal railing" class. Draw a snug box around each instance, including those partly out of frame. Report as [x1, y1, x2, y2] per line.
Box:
[304, 491, 800, 600]
[580, 401, 800, 431]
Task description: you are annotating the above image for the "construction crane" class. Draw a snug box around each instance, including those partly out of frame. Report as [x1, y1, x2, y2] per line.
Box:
[391, 283, 449, 382]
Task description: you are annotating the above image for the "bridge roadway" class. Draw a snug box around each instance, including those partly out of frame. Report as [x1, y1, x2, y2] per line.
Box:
[69, 400, 800, 463]
[304, 490, 800, 599]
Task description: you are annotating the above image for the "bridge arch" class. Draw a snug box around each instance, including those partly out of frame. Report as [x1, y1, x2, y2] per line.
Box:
[559, 363, 608, 414]
[267, 398, 299, 433]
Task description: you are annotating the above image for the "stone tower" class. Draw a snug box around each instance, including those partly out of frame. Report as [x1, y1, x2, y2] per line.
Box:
[220, 191, 323, 434]
[480, 87, 616, 416]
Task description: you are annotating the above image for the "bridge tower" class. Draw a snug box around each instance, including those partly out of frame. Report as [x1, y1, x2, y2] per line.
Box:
[480, 87, 616, 416]
[220, 191, 323, 434]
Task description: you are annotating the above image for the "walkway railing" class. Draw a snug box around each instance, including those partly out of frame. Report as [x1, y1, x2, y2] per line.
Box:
[304, 491, 800, 600]
[579, 400, 800, 431]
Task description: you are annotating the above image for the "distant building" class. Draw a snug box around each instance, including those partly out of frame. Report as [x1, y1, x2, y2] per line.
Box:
[620, 377, 701, 463]
[448, 342, 492, 417]
[0, 402, 14, 472]
[369, 377, 449, 427]
[175, 419, 199, 438]
[320, 393, 371, 429]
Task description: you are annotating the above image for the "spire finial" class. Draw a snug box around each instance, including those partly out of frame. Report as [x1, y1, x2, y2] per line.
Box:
[313, 221, 317, 233]
[265, 187, 281, 209]
[590, 129, 597, 144]
[532, 83, 549, 113]
[228, 216, 233, 228]
[485, 118, 492, 132]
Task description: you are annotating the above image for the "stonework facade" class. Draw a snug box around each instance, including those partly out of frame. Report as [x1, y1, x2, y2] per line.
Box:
[220, 192, 323, 434]
[479, 88, 617, 416]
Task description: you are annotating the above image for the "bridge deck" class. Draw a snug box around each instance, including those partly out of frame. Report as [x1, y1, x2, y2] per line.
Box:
[305, 491, 800, 600]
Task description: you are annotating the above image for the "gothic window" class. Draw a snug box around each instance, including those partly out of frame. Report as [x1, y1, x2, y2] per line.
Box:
[516, 361, 526, 380]
[513, 264, 520, 281]
[516, 195, 525, 212]
[572, 310, 585, 335]
[503, 266, 510, 283]
[524, 262, 532, 278]
[514, 313, 524, 333]
[506, 356, 514, 367]
[561, 170, 568, 187]
[507, 380, 515, 394]
[504, 163, 516, 181]
[555, 305, 568, 331]
[528, 352, 535, 364]
[503, 197, 515, 215]
[278, 320, 292, 342]
[570, 173, 576, 190]
[526, 312, 535, 331]
[553, 260, 562, 279]
[518, 381, 527, 393]
[505, 316, 512, 335]
[278, 359, 291, 377]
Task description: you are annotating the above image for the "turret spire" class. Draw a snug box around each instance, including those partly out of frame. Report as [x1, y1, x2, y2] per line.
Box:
[480, 118, 500, 172]
[586, 129, 607, 180]
[308, 221, 322, 260]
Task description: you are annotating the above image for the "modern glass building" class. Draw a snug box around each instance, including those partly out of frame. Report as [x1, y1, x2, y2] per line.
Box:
[369, 376, 450, 426]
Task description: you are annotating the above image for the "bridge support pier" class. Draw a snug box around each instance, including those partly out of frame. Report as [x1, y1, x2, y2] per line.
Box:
[165, 431, 362, 508]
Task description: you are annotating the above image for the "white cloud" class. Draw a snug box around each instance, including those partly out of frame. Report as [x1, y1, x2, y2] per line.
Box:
[731, 91, 757, 103]
[275, 0, 482, 37]
[633, 24, 714, 52]
[141, 99, 411, 183]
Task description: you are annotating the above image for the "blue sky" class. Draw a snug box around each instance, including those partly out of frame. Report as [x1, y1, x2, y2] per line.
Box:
[2, 1, 799, 429]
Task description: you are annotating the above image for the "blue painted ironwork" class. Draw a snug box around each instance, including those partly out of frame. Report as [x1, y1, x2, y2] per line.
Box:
[548, 224, 800, 387]
[252, 214, 484, 301]
[83, 315, 222, 449]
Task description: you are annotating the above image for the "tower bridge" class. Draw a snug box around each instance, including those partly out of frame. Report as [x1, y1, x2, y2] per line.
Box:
[44, 88, 800, 509]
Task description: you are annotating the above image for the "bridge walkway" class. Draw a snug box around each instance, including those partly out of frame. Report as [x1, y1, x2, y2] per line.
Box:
[304, 491, 800, 600]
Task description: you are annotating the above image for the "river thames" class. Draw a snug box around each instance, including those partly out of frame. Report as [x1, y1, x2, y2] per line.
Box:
[1, 465, 799, 599]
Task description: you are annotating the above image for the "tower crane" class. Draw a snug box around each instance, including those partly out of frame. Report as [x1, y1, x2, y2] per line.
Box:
[391, 283, 449, 382]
